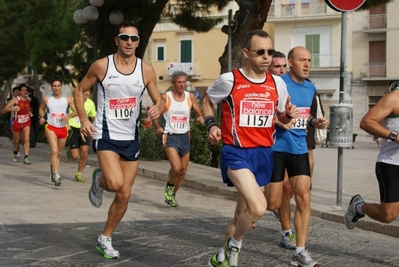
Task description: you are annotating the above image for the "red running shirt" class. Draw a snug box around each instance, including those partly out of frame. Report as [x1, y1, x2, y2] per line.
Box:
[221, 70, 278, 148]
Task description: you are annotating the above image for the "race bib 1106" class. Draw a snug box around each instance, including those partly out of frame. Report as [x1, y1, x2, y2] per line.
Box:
[108, 97, 137, 120]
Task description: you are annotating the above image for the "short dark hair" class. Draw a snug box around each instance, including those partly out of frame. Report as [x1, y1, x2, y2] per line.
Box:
[18, 83, 28, 90]
[50, 76, 63, 86]
[27, 86, 34, 94]
[12, 87, 19, 93]
[272, 51, 286, 59]
[117, 22, 139, 36]
[243, 30, 271, 50]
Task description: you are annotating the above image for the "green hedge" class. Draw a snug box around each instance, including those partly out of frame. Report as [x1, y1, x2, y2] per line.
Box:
[139, 117, 221, 168]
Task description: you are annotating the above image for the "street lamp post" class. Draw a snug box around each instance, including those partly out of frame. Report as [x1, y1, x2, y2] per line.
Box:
[73, 1, 124, 103]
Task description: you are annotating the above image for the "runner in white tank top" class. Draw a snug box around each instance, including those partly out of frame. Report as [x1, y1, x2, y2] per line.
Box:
[94, 55, 145, 140]
[38, 77, 77, 187]
[345, 87, 399, 231]
[46, 93, 68, 128]
[152, 71, 204, 207]
[73, 22, 164, 259]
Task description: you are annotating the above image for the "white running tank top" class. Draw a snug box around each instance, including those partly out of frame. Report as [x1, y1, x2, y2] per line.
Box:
[94, 55, 145, 140]
[377, 116, 399, 165]
[46, 94, 68, 128]
[162, 91, 192, 134]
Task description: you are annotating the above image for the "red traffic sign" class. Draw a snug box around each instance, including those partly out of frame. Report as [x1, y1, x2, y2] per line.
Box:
[325, 0, 365, 12]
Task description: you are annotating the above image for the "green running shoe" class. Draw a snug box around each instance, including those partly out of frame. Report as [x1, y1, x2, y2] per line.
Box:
[164, 183, 179, 207]
[75, 172, 85, 183]
[208, 252, 229, 267]
[23, 157, 31, 165]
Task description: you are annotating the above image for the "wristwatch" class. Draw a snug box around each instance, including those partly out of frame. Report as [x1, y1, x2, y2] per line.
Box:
[389, 131, 398, 142]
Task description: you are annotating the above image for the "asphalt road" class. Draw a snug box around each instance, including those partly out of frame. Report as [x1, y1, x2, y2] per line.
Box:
[0, 148, 398, 266]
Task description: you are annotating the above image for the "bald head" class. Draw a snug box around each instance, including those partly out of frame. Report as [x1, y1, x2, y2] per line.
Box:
[287, 46, 312, 83]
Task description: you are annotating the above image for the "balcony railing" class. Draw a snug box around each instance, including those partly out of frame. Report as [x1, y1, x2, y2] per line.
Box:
[361, 63, 386, 77]
[269, 3, 330, 18]
[363, 14, 387, 30]
[310, 54, 340, 68]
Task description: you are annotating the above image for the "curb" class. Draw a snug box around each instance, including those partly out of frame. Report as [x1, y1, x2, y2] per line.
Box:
[1, 139, 398, 238]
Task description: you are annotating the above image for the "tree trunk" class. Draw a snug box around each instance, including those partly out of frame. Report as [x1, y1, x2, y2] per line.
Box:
[32, 73, 43, 103]
[219, 0, 273, 74]
[0, 77, 14, 108]
[136, 0, 169, 59]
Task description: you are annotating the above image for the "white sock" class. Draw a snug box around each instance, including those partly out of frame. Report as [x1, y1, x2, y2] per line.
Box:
[282, 229, 292, 237]
[296, 246, 305, 254]
[228, 237, 242, 249]
[217, 247, 225, 262]
[99, 234, 110, 242]
[356, 203, 364, 215]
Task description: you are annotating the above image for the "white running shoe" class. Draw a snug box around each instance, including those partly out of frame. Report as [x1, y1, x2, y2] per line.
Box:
[96, 235, 120, 259]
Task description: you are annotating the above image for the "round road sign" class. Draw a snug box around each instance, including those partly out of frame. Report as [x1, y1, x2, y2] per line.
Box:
[325, 0, 365, 12]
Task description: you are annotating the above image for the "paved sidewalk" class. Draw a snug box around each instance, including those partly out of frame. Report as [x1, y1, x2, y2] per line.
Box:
[1, 134, 398, 238]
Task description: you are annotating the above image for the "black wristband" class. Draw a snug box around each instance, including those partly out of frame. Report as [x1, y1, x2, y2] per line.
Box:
[205, 116, 217, 132]
[308, 117, 316, 127]
[286, 113, 293, 120]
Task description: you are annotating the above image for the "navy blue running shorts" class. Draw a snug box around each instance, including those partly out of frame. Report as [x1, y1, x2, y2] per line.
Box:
[220, 144, 273, 187]
[93, 138, 140, 161]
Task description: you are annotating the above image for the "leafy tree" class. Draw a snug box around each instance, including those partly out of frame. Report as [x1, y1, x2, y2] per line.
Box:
[24, 0, 83, 86]
[358, 0, 394, 10]
[0, 0, 30, 106]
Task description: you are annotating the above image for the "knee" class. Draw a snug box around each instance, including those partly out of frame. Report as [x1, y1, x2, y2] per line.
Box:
[180, 168, 187, 177]
[250, 199, 267, 220]
[294, 191, 311, 209]
[80, 151, 88, 159]
[115, 189, 131, 205]
[265, 193, 281, 211]
[105, 178, 124, 192]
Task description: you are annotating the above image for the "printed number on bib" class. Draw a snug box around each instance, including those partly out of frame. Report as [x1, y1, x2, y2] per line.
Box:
[108, 97, 137, 120]
[239, 100, 274, 128]
[171, 115, 188, 130]
[50, 112, 64, 124]
[292, 107, 310, 129]
[17, 114, 29, 123]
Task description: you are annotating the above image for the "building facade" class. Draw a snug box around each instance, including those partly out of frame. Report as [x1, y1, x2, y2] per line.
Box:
[145, 0, 399, 136]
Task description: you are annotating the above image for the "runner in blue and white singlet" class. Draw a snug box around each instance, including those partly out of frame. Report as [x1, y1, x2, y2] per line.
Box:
[73, 22, 164, 259]
[94, 55, 145, 141]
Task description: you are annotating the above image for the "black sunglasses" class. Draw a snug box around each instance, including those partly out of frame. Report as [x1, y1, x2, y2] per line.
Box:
[117, 34, 140, 42]
[249, 48, 276, 56]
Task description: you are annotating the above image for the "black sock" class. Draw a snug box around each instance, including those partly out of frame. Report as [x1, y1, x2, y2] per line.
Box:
[13, 151, 18, 155]
[167, 182, 174, 187]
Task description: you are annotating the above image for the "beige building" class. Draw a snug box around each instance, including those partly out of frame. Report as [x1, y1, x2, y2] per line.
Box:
[145, 0, 399, 136]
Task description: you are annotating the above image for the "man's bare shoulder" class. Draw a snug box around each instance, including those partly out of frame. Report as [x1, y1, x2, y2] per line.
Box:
[92, 57, 108, 69]
[141, 61, 155, 72]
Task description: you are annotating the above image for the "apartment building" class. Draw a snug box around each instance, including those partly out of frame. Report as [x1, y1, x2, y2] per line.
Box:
[145, 0, 399, 135]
